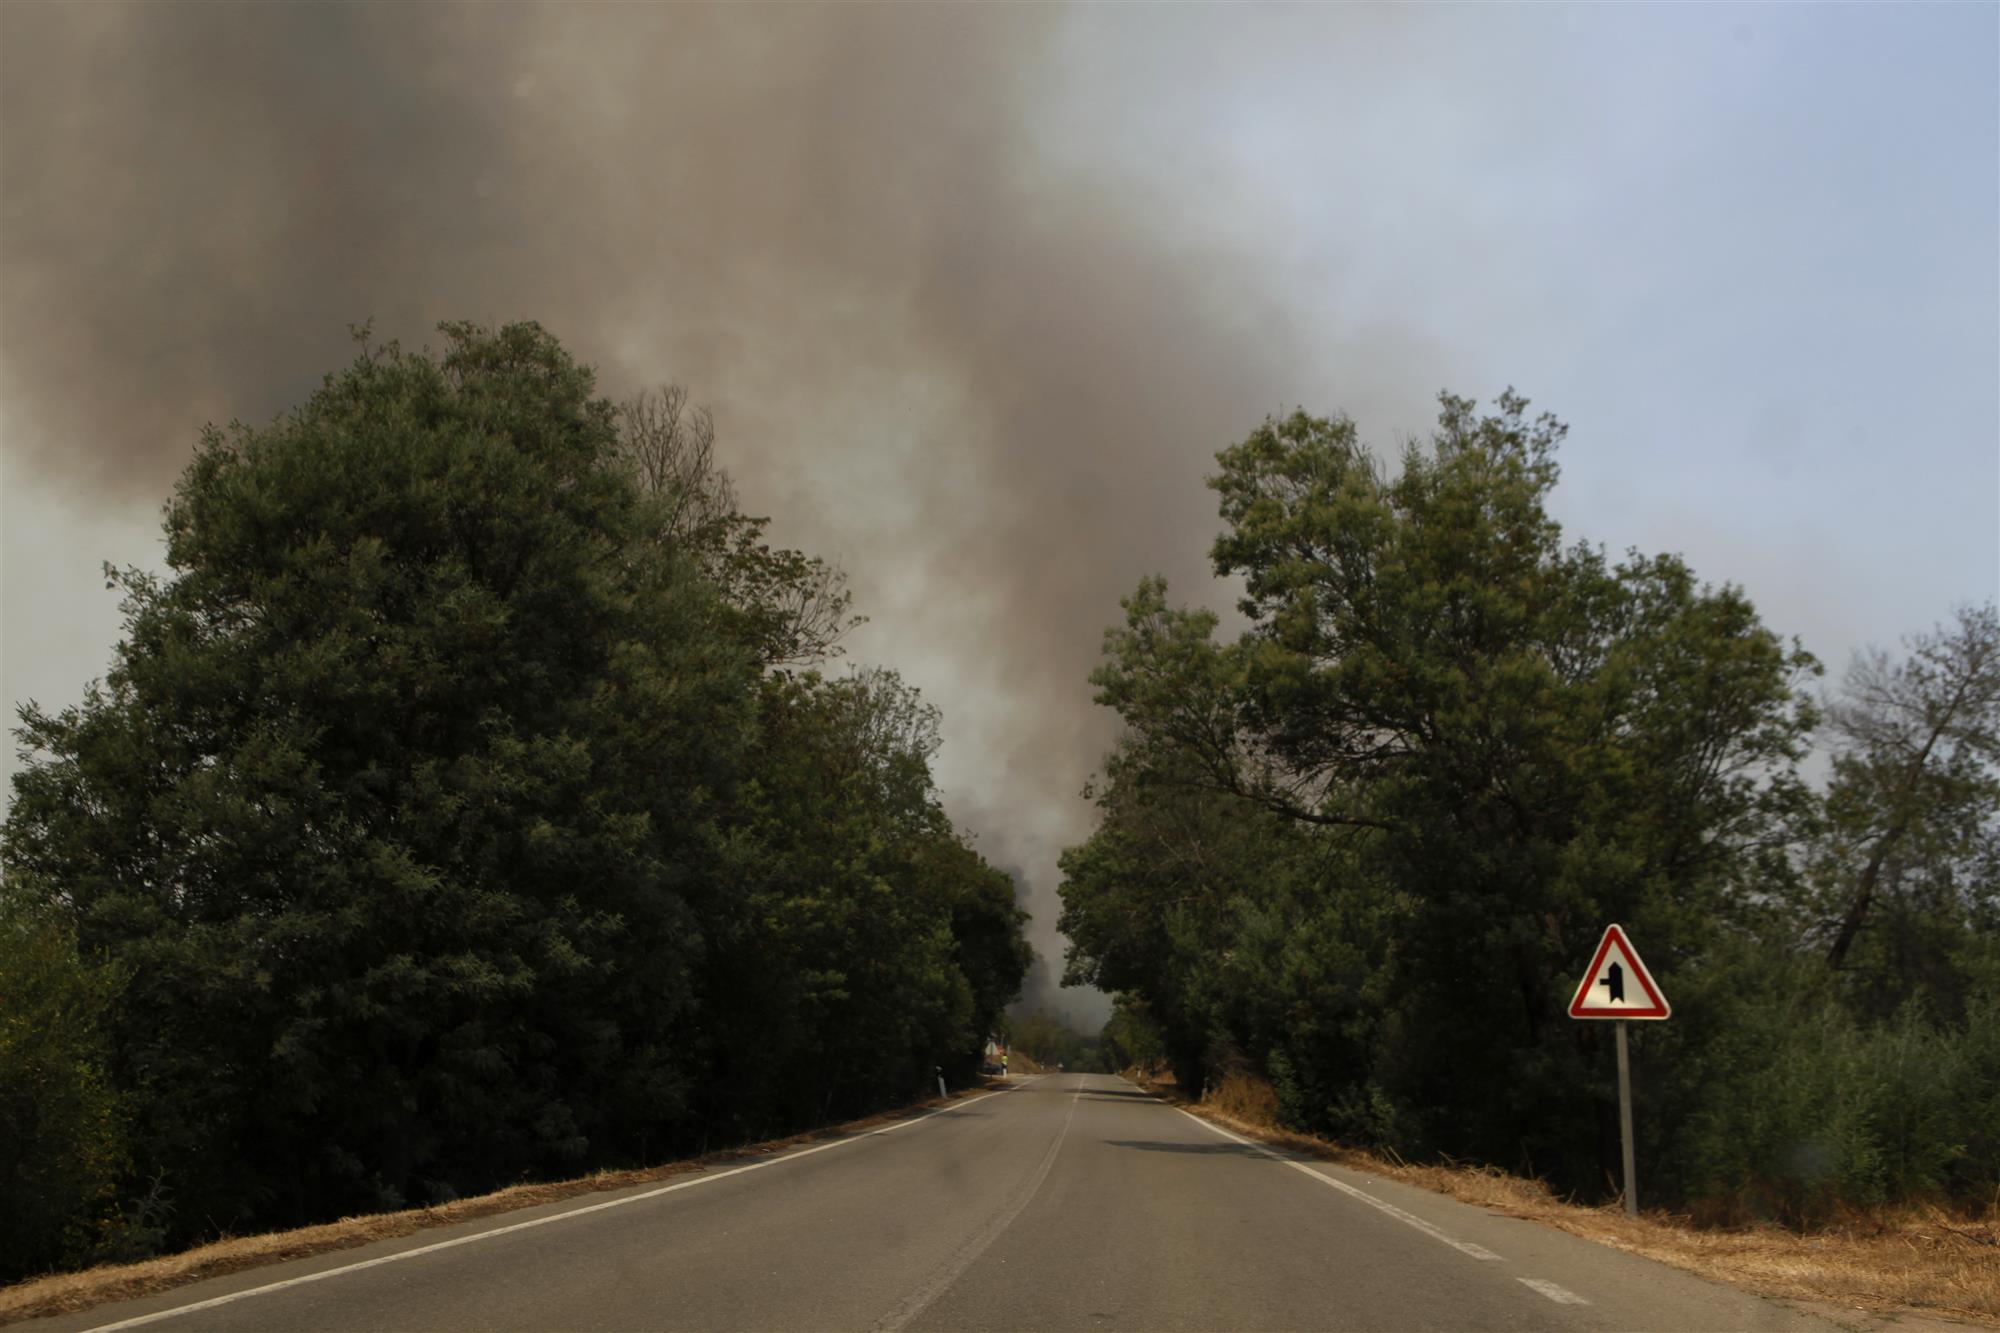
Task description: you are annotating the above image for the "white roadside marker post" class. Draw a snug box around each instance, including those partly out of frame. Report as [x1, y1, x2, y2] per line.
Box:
[1567, 923, 1671, 1221]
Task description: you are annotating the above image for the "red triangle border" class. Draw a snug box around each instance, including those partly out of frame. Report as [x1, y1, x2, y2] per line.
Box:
[1568, 923, 1670, 1020]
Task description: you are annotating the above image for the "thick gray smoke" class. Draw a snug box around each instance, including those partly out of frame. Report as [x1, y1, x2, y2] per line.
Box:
[2, 5, 1445, 1022]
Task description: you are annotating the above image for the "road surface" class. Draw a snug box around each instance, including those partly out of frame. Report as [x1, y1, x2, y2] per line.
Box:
[33, 1074, 1846, 1332]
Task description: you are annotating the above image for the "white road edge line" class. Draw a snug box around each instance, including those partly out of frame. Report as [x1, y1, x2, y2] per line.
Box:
[84, 1076, 1051, 1333]
[1519, 1278, 1589, 1304]
[1121, 1077, 1503, 1263]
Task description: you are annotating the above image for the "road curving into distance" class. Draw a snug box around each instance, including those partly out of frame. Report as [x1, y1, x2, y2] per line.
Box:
[29, 1074, 1844, 1332]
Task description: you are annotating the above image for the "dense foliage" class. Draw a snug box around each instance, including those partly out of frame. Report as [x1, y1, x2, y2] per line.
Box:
[1062, 393, 1999, 1223]
[0, 325, 1029, 1280]
[1005, 1008, 1113, 1073]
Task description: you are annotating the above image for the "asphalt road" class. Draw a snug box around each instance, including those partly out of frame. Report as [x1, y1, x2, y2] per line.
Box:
[34, 1073, 1849, 1333]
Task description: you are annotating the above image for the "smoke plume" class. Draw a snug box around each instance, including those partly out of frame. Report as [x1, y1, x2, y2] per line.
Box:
[2, 4, 1446, 1021]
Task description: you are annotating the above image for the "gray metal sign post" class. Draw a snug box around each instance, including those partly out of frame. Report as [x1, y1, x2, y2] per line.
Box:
[1615, 1021, 1636, 1217]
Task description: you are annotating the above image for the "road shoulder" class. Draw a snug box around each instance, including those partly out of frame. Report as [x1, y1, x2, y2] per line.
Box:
[1139, 1078, 1992, 1330]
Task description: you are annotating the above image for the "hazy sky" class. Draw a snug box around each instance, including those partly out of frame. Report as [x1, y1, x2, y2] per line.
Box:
[3, 4, 1995, 1024]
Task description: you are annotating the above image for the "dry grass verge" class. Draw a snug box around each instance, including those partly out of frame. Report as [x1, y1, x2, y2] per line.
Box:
[1151, 1070, 1997, 1327]
[0, 1085, 1000, 1327]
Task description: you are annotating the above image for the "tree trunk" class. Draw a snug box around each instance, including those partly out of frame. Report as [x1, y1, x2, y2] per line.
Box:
[1825, 829, 1897, 970]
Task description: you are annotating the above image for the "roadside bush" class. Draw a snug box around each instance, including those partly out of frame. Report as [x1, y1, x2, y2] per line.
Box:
[1205, 1067, 1282, 1128]
[0, 896, 130, 1281]
[1941, 988, 2000, 1209]
[1662, 946, 1996, 1225]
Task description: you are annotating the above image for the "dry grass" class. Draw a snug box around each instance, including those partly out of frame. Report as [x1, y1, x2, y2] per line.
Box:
[1160, 1071, 1999, 1327]
[0, 1086, 995, 1327]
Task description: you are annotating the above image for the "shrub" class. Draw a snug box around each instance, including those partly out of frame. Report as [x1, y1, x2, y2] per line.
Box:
[0, 897, 130, 1280]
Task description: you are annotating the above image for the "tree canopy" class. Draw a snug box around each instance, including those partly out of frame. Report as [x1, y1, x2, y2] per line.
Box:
[1063, 392, 1997, 1219]
[0, 323, 1028, 1278]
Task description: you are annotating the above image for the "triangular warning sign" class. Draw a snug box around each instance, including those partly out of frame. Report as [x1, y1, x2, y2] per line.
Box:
[1568, 924, 1670, 1020]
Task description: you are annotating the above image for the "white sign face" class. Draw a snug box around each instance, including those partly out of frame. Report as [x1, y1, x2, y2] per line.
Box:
[1568, 924, 1670, 1020]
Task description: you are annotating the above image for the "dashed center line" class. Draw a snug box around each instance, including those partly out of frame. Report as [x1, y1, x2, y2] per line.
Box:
[1519, 1277, 1590, 1304]
[871, 1076, 1083, 1332]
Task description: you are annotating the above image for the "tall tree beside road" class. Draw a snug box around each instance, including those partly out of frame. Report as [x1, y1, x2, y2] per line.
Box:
[698, 667, 1028, 1137]
[4, 323, 758, 1237]
[1068, 392, 1822, 1192]
[1, 325, 1029, 1276]
[1059, 737, 1322, 1094]
[1814, 605, 1999, 1002]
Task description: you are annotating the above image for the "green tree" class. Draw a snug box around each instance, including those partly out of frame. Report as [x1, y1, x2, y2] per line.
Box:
[698, 666, 1027, 1133]
[1098, 996, 1166, 1073]
[1059, 736, 1309, 1093]
[1812, 604, 1999, 1011]
[4, 326, 1033, 1274]
[1073, 392, 1820, 1191]
[4, 324, 761, 1238]
[0, 898, 129, 1280]
[1005, 1008, 1104, 1071]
